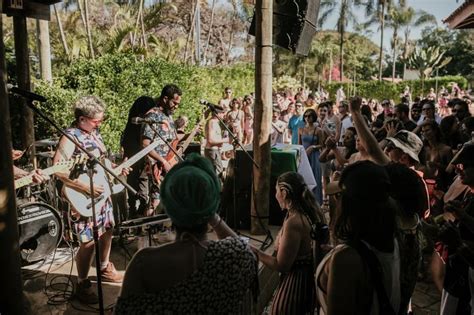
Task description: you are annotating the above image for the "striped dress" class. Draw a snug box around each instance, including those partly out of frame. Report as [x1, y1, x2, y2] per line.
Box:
[270, 214, 316, 314]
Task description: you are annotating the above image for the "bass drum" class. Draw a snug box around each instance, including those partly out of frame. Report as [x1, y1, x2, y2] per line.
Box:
[17, 202, 63, 263]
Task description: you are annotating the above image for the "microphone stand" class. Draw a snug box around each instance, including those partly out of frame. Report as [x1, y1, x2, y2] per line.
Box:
[202, 103, 273, 251]
[22, 98, 137, 315]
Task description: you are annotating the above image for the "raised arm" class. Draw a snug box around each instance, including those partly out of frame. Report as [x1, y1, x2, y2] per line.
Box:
[349, 97, 390, 166]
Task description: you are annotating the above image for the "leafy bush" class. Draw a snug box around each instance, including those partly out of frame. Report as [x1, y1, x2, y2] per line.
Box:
[325, 75, 467, 102]
[31, 54, 255, 151]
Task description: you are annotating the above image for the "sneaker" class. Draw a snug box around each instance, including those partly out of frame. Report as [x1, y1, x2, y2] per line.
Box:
[100, 262, 123, 283]
[75, 279, 98, 304]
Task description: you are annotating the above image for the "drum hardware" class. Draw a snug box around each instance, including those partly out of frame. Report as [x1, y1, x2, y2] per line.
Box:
[34, 138, 59, 148]
[117, 214, 171, 257]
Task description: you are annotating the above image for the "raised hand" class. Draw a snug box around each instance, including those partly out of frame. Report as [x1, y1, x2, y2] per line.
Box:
[349, 96, 362, 113]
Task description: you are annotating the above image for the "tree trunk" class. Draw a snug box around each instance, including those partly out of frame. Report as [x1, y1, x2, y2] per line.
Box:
[227, 1, 238, 65]
[36, 19, 52, 83]
[339, 29, 343, 82]
[329, 50, 333, 83]
[77, 0, 87, 29]
[252, 0, 272, 235]
[83, 0, 95, 59]
[0, 8, 25, 315]
[13, 16, 36, 163]
[378, 2, 385, 82]
[132, 0, 144, 48]
[184, 0, 197, 64]
[54, 4, 70, 60]
[202, 0, 216, 64]
[194, 0, 201, 65]
[140, 0, 147, 50]
[392, 38, 397, 82]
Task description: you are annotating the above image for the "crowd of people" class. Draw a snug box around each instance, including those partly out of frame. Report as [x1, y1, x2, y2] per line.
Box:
[191, 84, 474, 314]
[12, 81, 474, 314]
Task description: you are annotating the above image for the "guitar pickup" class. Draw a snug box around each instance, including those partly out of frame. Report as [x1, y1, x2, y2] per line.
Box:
[86, 195, 105, 209]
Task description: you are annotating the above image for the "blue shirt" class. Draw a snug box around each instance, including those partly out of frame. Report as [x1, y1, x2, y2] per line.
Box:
[288, 115, 305, 145]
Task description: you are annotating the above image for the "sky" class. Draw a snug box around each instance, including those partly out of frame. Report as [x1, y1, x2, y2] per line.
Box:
[321, 0, 462, 51]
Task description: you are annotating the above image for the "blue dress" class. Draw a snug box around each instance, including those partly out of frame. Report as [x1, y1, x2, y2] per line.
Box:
[301, 132, 323, 205]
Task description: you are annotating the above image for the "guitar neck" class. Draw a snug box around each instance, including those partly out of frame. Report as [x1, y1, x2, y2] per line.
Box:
[180, 113, 209, 153]
[14, 164, 65, 189]
[114, 139, 161, 174]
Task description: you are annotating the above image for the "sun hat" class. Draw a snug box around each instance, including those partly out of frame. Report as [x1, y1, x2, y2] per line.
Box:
[386, 130, 423, 163]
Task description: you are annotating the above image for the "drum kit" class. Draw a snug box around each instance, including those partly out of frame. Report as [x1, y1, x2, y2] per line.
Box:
[16, 138, 64, 265]
[16, 137, 172, 265]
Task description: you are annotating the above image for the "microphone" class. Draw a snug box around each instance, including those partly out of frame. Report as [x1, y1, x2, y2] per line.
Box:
[7, 84, 47, 102]
[131, 117, 164, 124]
[199, 99, 224, 111]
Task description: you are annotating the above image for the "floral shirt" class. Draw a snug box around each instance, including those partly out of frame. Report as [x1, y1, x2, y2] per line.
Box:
[142, 108, 177, 158]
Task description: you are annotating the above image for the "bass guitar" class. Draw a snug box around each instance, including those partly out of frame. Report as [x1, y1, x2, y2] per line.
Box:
[153, 111, 210, 183]
[64, 138, 162, 217]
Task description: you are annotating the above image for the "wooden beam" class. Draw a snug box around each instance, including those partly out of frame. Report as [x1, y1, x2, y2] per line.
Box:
[0, 3, 25, 314]
[251, 0, 272, 235]
[3, 1, 52, 21]
[13, 15, 36, 161]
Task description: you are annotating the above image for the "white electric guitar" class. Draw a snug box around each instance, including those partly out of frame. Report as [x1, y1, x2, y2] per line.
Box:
[14, 155, 86, 189]
[64, 139, 162, 217]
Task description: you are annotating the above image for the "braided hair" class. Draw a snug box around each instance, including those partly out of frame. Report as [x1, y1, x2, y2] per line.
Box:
[277, 172, 326, 233]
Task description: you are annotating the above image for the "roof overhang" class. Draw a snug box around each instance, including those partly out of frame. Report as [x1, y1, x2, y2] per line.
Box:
[444, 0, 474, 29]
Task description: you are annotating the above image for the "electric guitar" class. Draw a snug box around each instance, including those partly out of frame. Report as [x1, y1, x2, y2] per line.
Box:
[153, 111, 210, 183]
[14, 155, 86, 189]
[64, 139, 162, 217]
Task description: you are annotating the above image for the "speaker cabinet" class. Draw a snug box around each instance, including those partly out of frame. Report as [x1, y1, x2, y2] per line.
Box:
[249, 0, 321, 56]
[222, 149, 295, 229]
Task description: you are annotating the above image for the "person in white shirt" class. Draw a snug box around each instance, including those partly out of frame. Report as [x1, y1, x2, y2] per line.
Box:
[271, 107, 287, 146]
[338, 101, 353, 144]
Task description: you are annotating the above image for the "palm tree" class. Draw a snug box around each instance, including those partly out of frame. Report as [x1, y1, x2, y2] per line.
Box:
[400, 8, 436, 79]
[387, 4, 405, 81]
[363, 0, 399, 81]
[319, 0, 363, 82]
[409, 46, 451, 95]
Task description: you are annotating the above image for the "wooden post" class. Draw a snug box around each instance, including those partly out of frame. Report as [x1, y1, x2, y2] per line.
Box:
[36, 19, 52, 83]
[251, 0, 272, 235]
[13, 16, 36, 161]
[0, 6, 25, 314]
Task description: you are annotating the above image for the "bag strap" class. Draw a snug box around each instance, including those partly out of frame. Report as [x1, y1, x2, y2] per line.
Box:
[310, 126, 317, 145]
[351, 240, 396, 315]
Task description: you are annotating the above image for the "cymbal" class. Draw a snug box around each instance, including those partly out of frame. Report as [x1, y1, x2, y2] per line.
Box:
[34, 139, 58, 147]
[36, 151, 55, 158]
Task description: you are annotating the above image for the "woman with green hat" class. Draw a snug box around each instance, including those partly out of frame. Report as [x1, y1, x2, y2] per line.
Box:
[115, 154, 258, 314]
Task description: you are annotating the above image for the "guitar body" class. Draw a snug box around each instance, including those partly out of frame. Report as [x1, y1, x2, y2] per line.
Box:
[150, 111, 209, 185]
[63, 161, 112, 218]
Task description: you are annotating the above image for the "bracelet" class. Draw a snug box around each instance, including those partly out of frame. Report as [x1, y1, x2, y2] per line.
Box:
[210, 215, 223, 229]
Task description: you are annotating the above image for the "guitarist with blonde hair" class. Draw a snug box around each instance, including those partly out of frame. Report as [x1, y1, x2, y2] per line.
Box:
[141, 84, 182, 215]
[53, 96, 128, 304]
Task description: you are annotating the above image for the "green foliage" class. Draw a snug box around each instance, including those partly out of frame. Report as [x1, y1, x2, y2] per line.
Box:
[31, 54, 254, 152]
[326, 75, 467, 101]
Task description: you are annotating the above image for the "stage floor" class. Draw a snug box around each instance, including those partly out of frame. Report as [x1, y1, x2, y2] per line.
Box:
[21, 225, 281, 315]
[21, 224, 440, 314]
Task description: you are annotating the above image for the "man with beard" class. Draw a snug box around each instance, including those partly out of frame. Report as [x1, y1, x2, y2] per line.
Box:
[142, 84, 182, 214]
